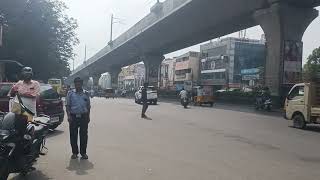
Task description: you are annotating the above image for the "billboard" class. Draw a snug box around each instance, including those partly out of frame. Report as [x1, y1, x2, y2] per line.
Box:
[283, 41, 303, 84]
[175, 61, 189, 70]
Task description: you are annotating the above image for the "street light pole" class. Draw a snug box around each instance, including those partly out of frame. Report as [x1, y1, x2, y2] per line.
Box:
[108, 14, 125, 46]
[109, 14, 113, 45]
[0, 24, 3, 48]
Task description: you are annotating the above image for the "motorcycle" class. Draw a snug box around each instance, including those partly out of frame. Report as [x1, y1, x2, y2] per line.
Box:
[181, 97, 189, 108]
[0, 95, 50, 180]
[255, 96, 272, 111]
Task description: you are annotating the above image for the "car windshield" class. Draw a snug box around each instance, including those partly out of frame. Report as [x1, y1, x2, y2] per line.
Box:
[40, 85, 60, 99]
[48, 79, 61, 84]
[0, 84, 13, 97]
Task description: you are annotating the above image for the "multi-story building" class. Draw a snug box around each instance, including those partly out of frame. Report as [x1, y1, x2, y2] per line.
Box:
[160, 58, 175, 90]
[200, 37, 266, 90]
[118, 63, 145, 91]
[174, 51, 200, 91]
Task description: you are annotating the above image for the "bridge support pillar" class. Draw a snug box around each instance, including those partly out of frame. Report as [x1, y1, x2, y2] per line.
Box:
[92, 74, 100, 87]
[142, 54, 164, 88]
[110, 68, 122, 89]
[254, 3, 318, 97]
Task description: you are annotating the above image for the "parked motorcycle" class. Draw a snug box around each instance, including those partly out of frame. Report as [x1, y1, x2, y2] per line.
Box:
[255, 96, 272, 111]
[181, 97, 189, 108]
[0, 95, 50, 180]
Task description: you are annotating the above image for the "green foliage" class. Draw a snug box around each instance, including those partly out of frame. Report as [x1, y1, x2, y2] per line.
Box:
[304, 47, 320, 80]
[0, 0, 79, 81]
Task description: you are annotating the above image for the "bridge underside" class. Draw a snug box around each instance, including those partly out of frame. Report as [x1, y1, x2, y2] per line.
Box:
[68, 0, 319, 96]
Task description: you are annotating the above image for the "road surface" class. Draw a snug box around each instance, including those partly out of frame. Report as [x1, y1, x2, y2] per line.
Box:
[9, 98, 320, 180]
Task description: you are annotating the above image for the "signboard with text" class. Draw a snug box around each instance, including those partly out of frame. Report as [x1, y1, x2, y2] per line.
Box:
[175, 61, 189, 70]
[283, 41, 303, 84]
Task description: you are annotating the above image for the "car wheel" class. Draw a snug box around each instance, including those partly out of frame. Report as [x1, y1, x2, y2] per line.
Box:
[154, 100, 157, 105]
[293, 114, 306, 129]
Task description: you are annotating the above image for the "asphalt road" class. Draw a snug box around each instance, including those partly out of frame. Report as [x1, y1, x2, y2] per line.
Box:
[9, 98, 320, 180]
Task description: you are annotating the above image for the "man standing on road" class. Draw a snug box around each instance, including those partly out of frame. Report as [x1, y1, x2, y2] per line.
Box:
[141, 82, 150, 119]
[65, 77, 91, 160]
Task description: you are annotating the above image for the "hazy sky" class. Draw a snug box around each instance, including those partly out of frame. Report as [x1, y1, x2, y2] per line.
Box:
[62, 0, 320, 69]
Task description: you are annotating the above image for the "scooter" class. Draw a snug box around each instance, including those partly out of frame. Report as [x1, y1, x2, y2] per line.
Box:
[0, 95, 50, 180]
[181, 97, 189, 109]
[255, 96, 272, 111]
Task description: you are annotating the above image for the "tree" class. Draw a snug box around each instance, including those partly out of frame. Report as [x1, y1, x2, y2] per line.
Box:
[0, 0, 78, 81]
[304, 47, 320, 80]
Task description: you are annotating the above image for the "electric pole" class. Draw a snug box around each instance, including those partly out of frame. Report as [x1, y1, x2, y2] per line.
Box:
[108, 14, 125, 46]
[109, 14, 113, 45]
[84, 44, 87, 62]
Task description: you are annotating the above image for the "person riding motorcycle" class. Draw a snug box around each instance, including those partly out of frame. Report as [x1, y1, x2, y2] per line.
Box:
[179, 88, 189, 108]
[255, 86, 271, 109]
[9, 67, 40, 122]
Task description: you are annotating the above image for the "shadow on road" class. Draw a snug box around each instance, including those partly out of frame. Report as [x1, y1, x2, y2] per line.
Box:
[46, 130, 64, 138]
[66, 159, 94, 176]
[10, 170, 52, 180]
[159, 98, 282, 117]
[289, 125, 320, 133]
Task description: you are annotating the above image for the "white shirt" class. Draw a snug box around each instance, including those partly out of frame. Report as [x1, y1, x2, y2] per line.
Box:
[179, 90, 188, 99]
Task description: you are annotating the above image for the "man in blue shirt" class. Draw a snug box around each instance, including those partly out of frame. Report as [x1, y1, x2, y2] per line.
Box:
[66, 77, 91, 160]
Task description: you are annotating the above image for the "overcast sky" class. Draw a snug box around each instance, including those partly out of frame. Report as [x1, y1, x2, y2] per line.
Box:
[62, 0, 320, 69]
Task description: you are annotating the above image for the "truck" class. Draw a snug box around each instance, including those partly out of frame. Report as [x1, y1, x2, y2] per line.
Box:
[98, 72, 114, 98]
[284, 77, 320, 129]
[98, 72, 112, 90]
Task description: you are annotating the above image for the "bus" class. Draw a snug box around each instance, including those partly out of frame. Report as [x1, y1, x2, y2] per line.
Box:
[48, 78, 62, 94]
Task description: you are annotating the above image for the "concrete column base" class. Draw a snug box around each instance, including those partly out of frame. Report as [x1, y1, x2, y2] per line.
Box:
[254, 3, 318, 96]
[142, 54, 164, 88]
[110, 68, 122, 89]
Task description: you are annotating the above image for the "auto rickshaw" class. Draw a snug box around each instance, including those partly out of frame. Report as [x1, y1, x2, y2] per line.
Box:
[105, 88, 115, 99]
[192, 86, 214, 107]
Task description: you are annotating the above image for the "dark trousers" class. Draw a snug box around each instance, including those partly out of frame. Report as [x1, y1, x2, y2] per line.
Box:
[69, 114, 89, 155]
[141, 101, 148, 115]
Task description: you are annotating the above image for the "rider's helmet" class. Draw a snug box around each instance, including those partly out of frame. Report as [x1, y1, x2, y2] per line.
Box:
[21, 67, 33, 80]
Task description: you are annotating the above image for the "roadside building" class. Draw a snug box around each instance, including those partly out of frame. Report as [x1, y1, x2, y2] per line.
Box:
[160, 58, 175, 90]
[200, 37, 266, 90]
[174, 51, 200, 91]
[118, 63, 145, 91]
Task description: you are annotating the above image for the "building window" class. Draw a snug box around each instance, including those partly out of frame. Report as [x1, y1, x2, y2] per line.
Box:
[176, 69, 191, 75]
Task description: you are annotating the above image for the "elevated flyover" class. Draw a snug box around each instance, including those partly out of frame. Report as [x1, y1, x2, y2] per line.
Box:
[68, 0, 319, 95]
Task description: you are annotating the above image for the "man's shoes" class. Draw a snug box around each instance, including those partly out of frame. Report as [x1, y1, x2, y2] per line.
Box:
[81, 154, 88, 160]
[141, 115, 152, 120]
[71, 154, 78, 159]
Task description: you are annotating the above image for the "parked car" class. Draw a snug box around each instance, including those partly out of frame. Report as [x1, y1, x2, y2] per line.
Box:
[37, 84, 64, 129]
[135, 86, 158, 104]
[0, 82, 64, 129]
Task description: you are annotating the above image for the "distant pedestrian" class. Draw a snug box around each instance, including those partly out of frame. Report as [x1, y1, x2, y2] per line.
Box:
[141, 82, 151, 120]
[65, 77, 91, 160]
